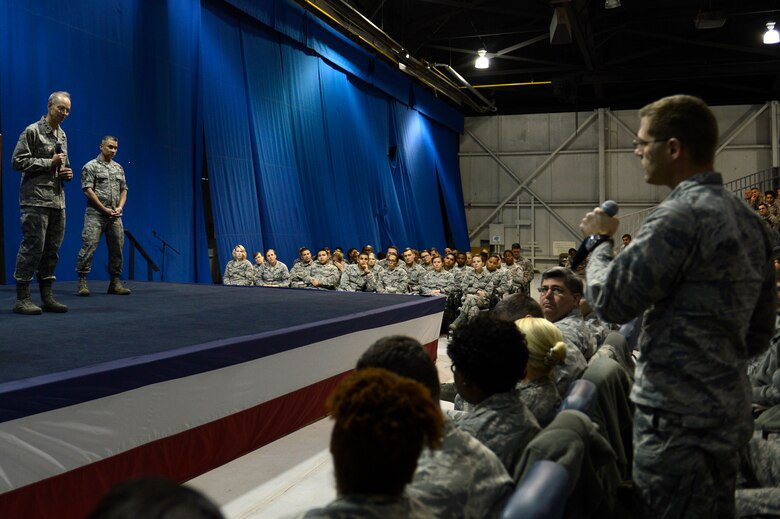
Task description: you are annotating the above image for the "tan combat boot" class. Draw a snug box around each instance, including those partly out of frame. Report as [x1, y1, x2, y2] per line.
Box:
[78, 275, 90, 296]
[108, 277, 131, 295]
[13, 282, 42, 315]
[39, 280, 68, 313]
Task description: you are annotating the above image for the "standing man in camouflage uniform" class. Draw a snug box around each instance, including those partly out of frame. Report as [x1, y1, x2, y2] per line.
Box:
[75, 136, 130, 296]
[11, 91, 74, 314]
[580, 95, 776, 519]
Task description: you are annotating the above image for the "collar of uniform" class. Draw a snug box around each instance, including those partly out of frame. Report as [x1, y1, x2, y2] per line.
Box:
[38, 116, 60, 139]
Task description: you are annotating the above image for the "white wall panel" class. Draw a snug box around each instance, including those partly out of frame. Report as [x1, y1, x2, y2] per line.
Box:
[460, 102, 778, 258]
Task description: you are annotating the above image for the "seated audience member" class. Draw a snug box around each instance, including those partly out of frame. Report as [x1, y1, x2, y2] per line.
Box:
[367, 251, 381, 273]
[746, 186, 763, 210]
[420, 256, 454, 296]
[338, 252, 378, 292]
[614, 234, 632, 255]
[306, 248, 340, 289]
[514, 317, 567, 427]
[289, 247, 314, 288]
[736, 437, 780, 518]
[401, 247, 426, 294]
[346, 247, 359, 264]
[378, 253, 410, 294]
[378, 245, 398, 269]
[356, 336, 514, 519]
[767, 190, 780, 218]
[491, 292, 544, 321]
[539, 267, 597, 361]
[580, 297, 614, 347]
[486, 253, 511, 301]
[503, 249, 529, 295]
[447, 313, 541, 481]
[258, 248, 289, 287]
[300, 368, 443, 519]
[87, 477, 224, 519]
[449, 254, 494, 331]
[750, 271, 780, 406]
[420, 249, 434, 271]
[331, 250, 346, 273]
[759, 202, 778, 231]
[252, 251, 264, 278]
[223, 244, 255, 286]
[563, 248, 577, 268]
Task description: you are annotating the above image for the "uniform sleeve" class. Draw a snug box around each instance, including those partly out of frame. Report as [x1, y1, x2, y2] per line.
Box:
[585, 203, 696, 324]
[12, 127, 53, 174]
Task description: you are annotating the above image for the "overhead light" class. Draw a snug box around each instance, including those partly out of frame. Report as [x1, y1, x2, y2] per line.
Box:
[604, 0, 620, 9]
[475, 49, 489, 69]
[765, 22, 780, 45]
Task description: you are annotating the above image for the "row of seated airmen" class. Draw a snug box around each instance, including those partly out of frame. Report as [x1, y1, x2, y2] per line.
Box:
[222, 243, 535, 294]
[87, 270, 780, 518]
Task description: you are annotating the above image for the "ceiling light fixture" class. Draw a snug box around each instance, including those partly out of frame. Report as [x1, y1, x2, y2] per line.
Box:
[475, 49, 489, 69]
[764, 22, 779, 45]
[604, 0, 620, 9]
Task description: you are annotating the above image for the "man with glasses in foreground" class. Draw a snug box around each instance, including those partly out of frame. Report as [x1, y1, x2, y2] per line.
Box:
[580, 95, 776, 519]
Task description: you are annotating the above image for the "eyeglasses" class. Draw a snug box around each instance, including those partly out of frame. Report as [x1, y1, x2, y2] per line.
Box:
[632, 137, 669, 148]
[537, 286, 568, 296]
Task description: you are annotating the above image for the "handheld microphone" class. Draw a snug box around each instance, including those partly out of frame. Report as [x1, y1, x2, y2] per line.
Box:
[54, 141, 63, 173]
[570, 200, 620, 270]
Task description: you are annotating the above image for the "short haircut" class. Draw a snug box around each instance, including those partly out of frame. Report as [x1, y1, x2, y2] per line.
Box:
[511, 243, 521, 249]
[328, 369, 443, 496]
[621, 234, 631, 240]
[356, 336, 440, 400]
[541, 267, 583, 294]
[766, 191, 776, 197]
[87, 477, 224, 519]
[447, 312, 528, 394]
[101, 135, 118, 144]
[492, 293, 544, 321]
[638, 94, 718, 166]
[48, 91, 71, 103]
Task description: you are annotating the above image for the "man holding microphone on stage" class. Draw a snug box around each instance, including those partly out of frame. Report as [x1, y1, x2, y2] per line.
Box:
[11, 91, 73, 315]
[579, 95, 775, 518]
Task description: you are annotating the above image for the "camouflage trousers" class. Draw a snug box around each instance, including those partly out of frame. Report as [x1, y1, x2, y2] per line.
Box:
[75, 209, 124, 276]
[14, 206, 66, 282]
[735, 437, 780, 517]
[633, 405, 742, 519]
[460, 293, 491, 320]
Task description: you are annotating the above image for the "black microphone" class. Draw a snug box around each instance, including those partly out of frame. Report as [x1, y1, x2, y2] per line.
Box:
[570, 200, 620, 270]
[54, 140, 63, 173]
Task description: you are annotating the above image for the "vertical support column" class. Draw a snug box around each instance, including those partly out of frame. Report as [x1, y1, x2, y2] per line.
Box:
[772, 100, 778, 168]
[598, 108, 606, 202]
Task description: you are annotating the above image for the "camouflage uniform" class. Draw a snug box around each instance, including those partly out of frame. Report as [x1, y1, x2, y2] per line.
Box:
[504, 262, 528, 295]
[551, 341, 588, 398]
[401, 262, 427, 294]
[12, 117, 69, 282]
[222, 259, 255, 286]
[448, 391, 541, 482]
[257, 261, 290, 287]
[378, 267, 409, 294]
[517, 376, 561, 427]
[420, 269, 454, 296]
[408, 420, 514, 519]
[457, 269, 494, 320]
[289, 260, 313, 288]
[487, 267, 512, 299]
[308, 262, 341, 289]
[515, 256, 534, 293]
[300, 493, 434, 518]
[585, 171, 776, 519]
[75, 154, 127, 276]
[337, 264, 378, 292]
[736, 437, 780, 518]
[750, 314, 780, 406]
[555, 308, 597, 361]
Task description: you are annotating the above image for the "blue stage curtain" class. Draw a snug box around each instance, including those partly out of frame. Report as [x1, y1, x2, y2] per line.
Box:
[1, 0, 467, 281]
[0, 0, 207, 283]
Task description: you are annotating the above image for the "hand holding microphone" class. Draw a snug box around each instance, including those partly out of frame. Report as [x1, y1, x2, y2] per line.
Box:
[571, 200, 620, 270]
[53, 140, 73, 181]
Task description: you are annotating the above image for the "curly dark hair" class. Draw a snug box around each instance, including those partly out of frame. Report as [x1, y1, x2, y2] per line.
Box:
[447, 312, 529, 394]
[327, 368, 444, 496]
[491, 293, 544, 321]
[356, 336, 440, 400]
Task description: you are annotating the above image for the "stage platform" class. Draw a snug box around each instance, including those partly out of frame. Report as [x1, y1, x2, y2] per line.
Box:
[0, 281, 444, 519]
